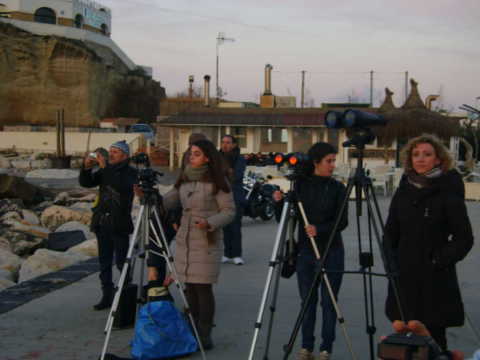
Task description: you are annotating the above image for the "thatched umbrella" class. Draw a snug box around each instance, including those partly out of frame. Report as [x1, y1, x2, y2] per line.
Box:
[375, 79, 461, 143]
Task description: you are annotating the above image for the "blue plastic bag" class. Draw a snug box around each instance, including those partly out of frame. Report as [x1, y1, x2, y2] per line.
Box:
[131, 301, 198, 360]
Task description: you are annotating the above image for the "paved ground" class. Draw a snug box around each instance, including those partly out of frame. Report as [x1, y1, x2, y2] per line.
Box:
[1, 197, 479, 360]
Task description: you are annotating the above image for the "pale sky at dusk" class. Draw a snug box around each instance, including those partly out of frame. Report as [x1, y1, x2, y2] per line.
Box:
[101, 0, 479, 111]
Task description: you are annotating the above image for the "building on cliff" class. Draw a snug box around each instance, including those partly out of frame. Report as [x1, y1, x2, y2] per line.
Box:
[0, 1, 164, 127]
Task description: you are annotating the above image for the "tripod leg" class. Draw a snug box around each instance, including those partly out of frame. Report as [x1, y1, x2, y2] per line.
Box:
[248, 200, 291, 360]
[262, 216, 295, 360]
[150, 208, 207, 360]
[364, 184, 405, 322]
[99, 205, 146, 360]
[296, 201, 357, 360]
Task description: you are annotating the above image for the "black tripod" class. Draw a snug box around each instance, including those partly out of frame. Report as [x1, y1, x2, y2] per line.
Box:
[99, 186, 206, 360]
[248, 175, 357, 360]
[282, 131, 405, 360]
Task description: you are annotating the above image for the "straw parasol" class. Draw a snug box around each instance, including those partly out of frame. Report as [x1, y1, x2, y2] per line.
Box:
[375, 79, 460, 143]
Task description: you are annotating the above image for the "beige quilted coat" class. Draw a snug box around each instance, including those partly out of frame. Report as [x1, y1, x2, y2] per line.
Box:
[164, 181, 235, 284]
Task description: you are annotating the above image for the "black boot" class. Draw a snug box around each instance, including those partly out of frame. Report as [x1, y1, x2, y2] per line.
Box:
[94, 286, 114, 311]
[198, 321, 214, 351]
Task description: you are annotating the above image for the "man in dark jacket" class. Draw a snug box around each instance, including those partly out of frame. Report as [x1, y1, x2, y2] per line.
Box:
[220, 135, 246, 265]
[79, 140, 137, 310]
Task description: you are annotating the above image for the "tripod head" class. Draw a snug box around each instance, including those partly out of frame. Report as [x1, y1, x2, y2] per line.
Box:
[131, 153, 164, 205]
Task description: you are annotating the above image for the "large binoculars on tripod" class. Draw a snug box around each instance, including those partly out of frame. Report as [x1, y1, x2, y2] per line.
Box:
[325, 109, 387, 129]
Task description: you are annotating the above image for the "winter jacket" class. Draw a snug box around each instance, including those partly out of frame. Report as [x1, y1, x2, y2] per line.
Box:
[79, 160, 137, 234]
[163, 181, 235, 284]
[384, 169, 474, 327]
[220, 147, 247, 207]
[276, 175, 348, 254]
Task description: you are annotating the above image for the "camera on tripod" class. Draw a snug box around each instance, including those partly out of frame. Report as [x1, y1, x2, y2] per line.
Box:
[130, 152, 163, 192]
[325, 109, 388, 148]
[378, 332, 449, 360]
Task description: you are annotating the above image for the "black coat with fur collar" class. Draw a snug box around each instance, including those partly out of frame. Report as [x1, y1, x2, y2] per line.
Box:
[384, 169, 473, 327]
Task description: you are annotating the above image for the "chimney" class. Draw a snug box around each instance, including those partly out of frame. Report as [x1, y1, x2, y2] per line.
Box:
[264, 64, 273, 95]
[425, 94, 440, 110]
[188, 75, 194, 99]
[203, 75, 211, 107]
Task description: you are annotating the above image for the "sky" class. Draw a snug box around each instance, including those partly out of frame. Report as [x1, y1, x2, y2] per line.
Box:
[101, 0, 479, 111]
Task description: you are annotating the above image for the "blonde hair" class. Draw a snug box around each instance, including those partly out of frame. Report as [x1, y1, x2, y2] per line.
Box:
[401, 134, 453, 173]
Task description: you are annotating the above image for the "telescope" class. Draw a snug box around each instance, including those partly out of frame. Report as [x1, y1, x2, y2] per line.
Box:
[325, 109, 387, 129]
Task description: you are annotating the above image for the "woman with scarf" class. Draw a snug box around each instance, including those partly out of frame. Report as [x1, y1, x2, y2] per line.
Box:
[162, 139, 235, 349]
[384, 134, 474, 351]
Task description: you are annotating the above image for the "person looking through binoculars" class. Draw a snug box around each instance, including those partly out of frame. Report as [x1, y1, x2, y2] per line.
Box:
[272, 142, 348, 360]
[79, 140, 138, 310]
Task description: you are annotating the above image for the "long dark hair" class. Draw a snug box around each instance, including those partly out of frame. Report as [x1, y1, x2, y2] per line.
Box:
[175, 139, 231, 193]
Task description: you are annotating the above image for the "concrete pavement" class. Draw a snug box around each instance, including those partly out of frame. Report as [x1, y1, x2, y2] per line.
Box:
[1, 197, 479, 360]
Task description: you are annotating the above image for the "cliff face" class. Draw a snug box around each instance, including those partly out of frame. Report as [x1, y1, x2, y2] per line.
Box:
[0, 22, 165, 127]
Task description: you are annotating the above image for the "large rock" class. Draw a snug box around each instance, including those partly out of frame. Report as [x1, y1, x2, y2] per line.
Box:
[0, 248, 22, 276]
[0, 198, 22, 216]
[21, 209, 40, 225]
[0, 210, 21, 222]
[0, 236, 12, 252]
[4, 220, 50, 239]
[69, 202, 93, 211]
[40, 205, 92, 230]
[66, 238, 98, 258]
[53, 190, 96, 206]
[0, 155, 11, 169]
[18, 248, 89, 283]
[0, 175, 41, 205]
[0, 278, 15, 291]
[6, 231, 44, 256]
[0, 268, 14, 282]
[55, 221, 94, 240]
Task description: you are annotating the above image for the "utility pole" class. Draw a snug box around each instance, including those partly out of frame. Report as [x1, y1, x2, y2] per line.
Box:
[216, 32, 235, 101]
[301, 70, 306, 108]
[369, 70, 374, 106]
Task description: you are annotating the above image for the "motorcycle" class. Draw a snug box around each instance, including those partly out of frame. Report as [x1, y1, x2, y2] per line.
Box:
[242, 172, 280, 221]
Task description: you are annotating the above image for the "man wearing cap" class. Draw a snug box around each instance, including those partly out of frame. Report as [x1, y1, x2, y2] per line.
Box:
[79, 140, 137, 310]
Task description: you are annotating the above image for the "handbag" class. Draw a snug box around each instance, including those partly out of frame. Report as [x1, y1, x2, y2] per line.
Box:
[131, 301, 198, 360]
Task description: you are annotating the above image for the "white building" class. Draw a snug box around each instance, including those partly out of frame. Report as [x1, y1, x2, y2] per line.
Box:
[0, 0, 112, 36]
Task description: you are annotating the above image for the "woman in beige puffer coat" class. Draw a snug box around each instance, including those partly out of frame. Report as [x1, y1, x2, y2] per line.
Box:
[163, 139, 235, 350]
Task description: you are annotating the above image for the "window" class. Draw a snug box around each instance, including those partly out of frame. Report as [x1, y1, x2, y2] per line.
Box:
[74, 14, 83, 29]
[260, 127, 287, 153]
[101, 23, 108, 35]
[230, 127, 246, 148]
[34, 7, 56, 24]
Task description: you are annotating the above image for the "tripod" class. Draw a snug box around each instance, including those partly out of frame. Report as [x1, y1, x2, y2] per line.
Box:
[282, 134, 405, 360]
[248, 176, 357, 360]
[99, 187, 206, 360]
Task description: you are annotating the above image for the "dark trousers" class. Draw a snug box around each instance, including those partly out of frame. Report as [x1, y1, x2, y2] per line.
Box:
[223, 207, 243, 258]
[95, 227, 129, 289]
[296, 244, 345, 353]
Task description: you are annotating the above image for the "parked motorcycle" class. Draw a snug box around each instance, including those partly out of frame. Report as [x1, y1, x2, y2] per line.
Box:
[242, 172, 280, 221]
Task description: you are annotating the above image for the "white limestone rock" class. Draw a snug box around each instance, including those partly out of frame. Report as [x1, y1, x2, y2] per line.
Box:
[18, 248, 89, 283]
[4, 220, 50, 239]
[66, 238, 98, 258]
[0, 237, 12, 252]
[0, 278, 15, 290]
[25, 169, 79, 180]
[0, 248, 22, 276]
[21, 209, 40, 225]
[40, 205, 92, 230]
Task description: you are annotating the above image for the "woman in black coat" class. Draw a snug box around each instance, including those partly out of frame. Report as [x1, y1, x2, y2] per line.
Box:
[384, 134, 474, 350]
